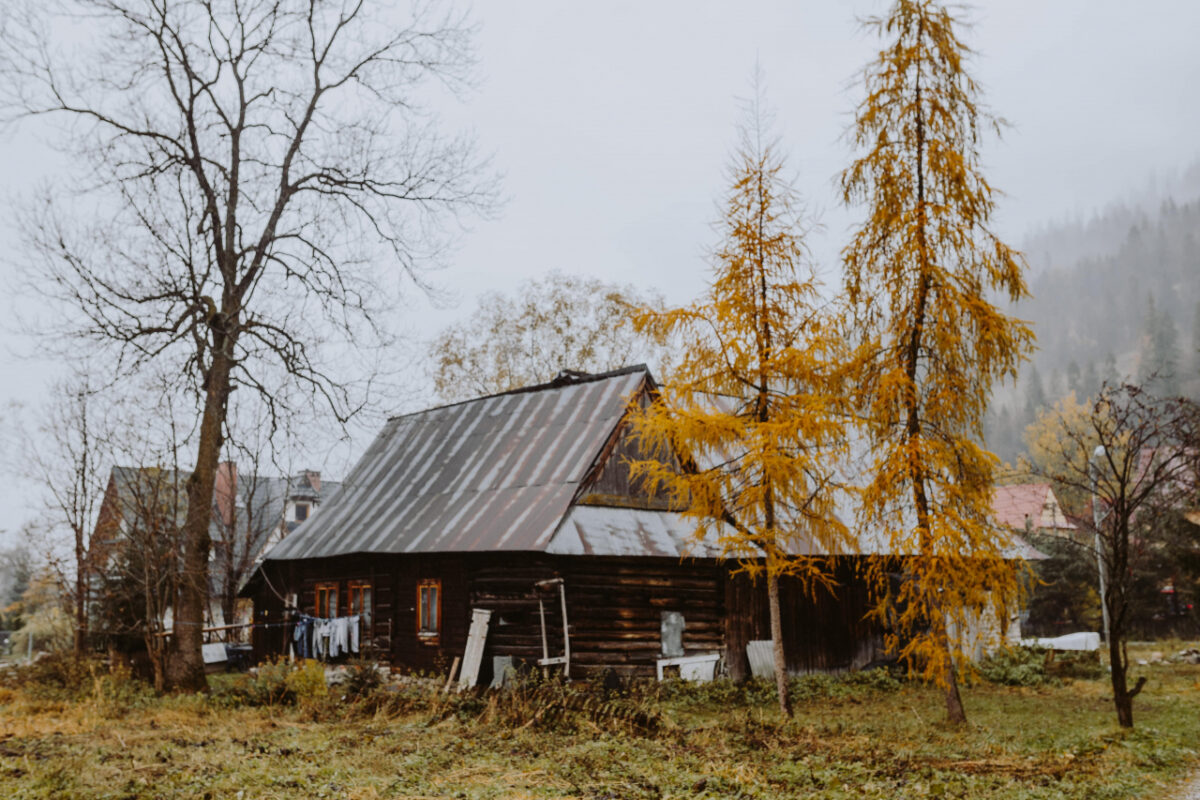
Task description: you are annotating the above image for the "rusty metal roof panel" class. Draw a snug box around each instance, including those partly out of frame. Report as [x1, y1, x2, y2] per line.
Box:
[264, 367, 647, 560]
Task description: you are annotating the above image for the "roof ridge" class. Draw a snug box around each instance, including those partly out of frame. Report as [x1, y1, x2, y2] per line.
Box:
[385, 363, 651, 422]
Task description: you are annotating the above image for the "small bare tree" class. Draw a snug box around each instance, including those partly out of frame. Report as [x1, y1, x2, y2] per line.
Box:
[106, 464, 187, 691]
[92, 387, 192, 691]
[4, 0, 496, 690]
[1027, 383, 1200, 728]
[13, 374, 110, 655]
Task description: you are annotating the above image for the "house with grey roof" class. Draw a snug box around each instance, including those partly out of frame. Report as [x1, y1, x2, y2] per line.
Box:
[92, 463, 340, 648]
[243, 365, 889, 681]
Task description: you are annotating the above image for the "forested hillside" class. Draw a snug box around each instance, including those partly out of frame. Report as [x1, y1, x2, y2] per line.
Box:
[986, 188, 1200, 462]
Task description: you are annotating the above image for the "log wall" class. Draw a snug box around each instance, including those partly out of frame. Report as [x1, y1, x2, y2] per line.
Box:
[251, 553, 885, 681]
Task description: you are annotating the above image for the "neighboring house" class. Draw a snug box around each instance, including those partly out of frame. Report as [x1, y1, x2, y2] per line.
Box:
[244, 365, 1041, 681]
[91, 464, 340, 642]
[992, 483, 1076, 539]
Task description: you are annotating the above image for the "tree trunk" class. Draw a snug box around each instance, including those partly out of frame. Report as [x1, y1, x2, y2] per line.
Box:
[164, 351, 232, 692]
[147, 631, 167, 694]
[74, 565, 87, 655]
[943, 647, 967, 726]
[767, 571, 792, 717]
[1109, 635, 1135, 728]
[221, 590, 236, 632]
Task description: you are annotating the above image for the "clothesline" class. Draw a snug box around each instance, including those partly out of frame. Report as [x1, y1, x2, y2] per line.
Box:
[292, 613, 362, 660]
[146, 615, 368, 638]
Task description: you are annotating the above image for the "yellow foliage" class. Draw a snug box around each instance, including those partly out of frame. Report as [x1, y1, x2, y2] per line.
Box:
[428, 272, 673, 403]
[840, 0, 1035, 703]
[1021, 392, 1099, 514]
[630, 90, 853, 597]
[285, 659, 329, 705]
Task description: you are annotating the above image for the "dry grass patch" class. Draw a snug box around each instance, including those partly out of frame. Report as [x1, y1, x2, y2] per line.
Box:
[0, 650, 1198, 799]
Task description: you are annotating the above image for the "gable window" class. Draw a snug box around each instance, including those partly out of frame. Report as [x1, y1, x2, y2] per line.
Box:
[314, 582, 338, 618]
[348, 581, 372, 625]
[294, 502, 310, 522]
[417, 579, 441, 641]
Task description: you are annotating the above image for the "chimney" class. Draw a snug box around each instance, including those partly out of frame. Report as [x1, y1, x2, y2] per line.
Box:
[214, 460, 237, 528]
[304, 469, 321, 495]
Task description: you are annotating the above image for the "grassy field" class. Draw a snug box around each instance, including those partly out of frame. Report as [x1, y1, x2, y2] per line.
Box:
[1, 646, 1198, 799]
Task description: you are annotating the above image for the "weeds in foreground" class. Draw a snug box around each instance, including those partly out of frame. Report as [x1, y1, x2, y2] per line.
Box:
[1, 647, 1197, 799]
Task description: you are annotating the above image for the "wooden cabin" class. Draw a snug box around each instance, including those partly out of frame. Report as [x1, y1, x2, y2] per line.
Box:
[243, 366, 885, 681]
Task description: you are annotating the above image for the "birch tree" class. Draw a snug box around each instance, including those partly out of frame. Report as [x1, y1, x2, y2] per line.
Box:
[3, 0, 496, 691]
[631, 91, 850, 716]
[841, 0, 1034, 724]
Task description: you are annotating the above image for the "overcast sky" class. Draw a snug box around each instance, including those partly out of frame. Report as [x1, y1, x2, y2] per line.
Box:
[3, 0, 1199, 543]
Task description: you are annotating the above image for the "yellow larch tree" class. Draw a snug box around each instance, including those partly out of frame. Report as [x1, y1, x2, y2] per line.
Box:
[841, 0, 1035, 725]
[630, 91, 851, 716]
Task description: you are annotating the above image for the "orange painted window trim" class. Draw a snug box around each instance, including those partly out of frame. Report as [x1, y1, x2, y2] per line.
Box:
[417, 579, 441, 643]
[314, 581, 338, 618]
[348, 581, 372, 623]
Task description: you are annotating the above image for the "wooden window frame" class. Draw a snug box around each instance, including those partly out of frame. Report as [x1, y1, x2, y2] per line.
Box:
[417, 579, 441, 644]
[314, 581, 338, 619]
[348, 580, 372, 625]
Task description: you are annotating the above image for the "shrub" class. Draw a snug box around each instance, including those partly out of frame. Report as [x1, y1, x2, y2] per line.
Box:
[349, 678, 444, 718]
[840, 665, 904, 693]
[1048, 649, 1104, 680]
[340, 660, 384, 701]
[661, 668, 902, 709]
[453, 673, 662, 734]
[977, 646, 1051, 687]
[227, 658, 295, 706]
[285, 659, 329, 705]
[3, 653, 104, 699]
[88, 661, 154, 716]
[659, 676, 777, 707]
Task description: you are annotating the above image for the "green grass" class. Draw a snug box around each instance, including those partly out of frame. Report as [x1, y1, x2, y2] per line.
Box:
[1, 646, 1198, 799]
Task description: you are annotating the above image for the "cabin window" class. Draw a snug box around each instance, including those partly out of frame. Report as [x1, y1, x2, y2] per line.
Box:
[294, 502, 309, 522]
[417, 579, 441, 641]
[314, 582, 338, 618]
[348, 581, 372, 625]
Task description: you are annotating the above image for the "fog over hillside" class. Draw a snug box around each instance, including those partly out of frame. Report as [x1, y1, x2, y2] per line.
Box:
[986, 165, 1200, 462]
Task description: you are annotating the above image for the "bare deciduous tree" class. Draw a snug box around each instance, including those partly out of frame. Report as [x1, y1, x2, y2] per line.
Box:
[1027, 383, 1200, 727]
[13, 374, 109, 655]
[3, 0, 496, 690]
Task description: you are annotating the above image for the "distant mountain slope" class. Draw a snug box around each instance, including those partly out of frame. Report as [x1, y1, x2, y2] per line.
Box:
[986, 191, 1200, 462]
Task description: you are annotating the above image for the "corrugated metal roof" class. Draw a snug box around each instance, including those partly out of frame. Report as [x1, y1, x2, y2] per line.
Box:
[264, 367, 649, 560]
[547, 505, 733, 559]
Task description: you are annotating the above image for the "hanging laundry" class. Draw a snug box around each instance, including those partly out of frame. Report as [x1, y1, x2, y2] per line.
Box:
[292, 615, 313, 660]
[330, 616, 351, 658]
[312, 617, 331, 660]
[348, 614, 360, 654]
